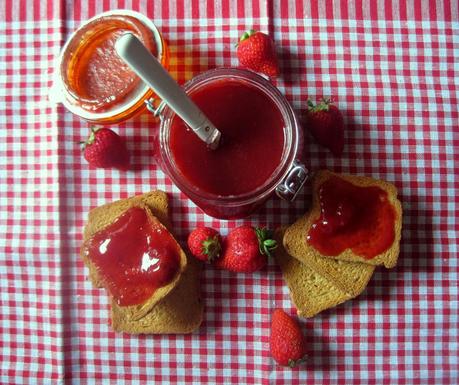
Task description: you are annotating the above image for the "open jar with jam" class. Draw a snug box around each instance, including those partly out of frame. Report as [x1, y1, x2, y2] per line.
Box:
[52, 10, 168, 124]
[153, 68, 308, 219]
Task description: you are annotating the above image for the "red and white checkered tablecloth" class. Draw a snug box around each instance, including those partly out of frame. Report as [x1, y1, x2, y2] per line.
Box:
[1, 0, 458, 384]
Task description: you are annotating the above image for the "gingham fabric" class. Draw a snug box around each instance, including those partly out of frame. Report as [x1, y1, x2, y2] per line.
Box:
[1, 1, 458, 384]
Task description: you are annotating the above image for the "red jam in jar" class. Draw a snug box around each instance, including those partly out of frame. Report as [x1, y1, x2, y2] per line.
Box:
[158, 68, 303, 219]
[169, 80, 285, 196]
[82, 207, 180, 306]
[307, 176, 396, 259]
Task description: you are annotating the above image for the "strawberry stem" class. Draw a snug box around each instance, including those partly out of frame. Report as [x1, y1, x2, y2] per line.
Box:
[307, 98, 332, 112]
[201, 235, 222, 262]
[255, 227, 277, 257]
[288, 355, 308, 368]
[236, 29, 257, 47]
[81, 126, 101, 150]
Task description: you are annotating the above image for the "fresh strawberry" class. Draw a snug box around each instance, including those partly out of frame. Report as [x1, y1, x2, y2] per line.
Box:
[236, 30, 279, 78]
[301, 98, 344, 156]
[270, 309, 307, 367]
[187, 227, 222, 263]
[82, 127, 129, 169]
[215, 225, 276, 273]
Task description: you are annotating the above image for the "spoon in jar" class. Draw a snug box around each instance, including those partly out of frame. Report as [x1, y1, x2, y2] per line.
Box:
[115, 33, 221, 150]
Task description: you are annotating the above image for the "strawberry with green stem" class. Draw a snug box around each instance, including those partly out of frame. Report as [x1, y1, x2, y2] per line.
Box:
[215, 225, 277, 273]
[302, 98, 345, 156]
[187, 227, 222, 263]
[81, 127, 129, 169]
[236, 29, 279, 78]
[270, 309, 307, 367]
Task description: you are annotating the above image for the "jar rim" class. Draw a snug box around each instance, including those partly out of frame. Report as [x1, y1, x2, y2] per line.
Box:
[54, 10, 164, 121]
[159, 67, 300, 206]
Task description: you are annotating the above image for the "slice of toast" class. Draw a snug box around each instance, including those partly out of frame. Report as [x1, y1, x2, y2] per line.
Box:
[81, 191, 203, 333]
[81, 192, 188, 321]
[273, 228, 351, 318]
[286, 170, 402, 268]
[284, 216, 375, 297]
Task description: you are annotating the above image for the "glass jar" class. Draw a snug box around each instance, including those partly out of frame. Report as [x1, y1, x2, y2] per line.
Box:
[52, 10, 168, 124]
[154, 68, 308, 219]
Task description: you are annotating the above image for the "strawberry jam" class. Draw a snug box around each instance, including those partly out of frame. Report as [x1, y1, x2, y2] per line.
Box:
[307, 176, 396, 259]
[82, 207, 180, 306]
[169, 79, 285, 196]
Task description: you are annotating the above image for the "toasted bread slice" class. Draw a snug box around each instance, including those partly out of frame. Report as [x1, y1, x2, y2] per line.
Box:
[284, 216, 375, 297]
[274, 228, 351, 318]
[286, 170, 402, 268]
[80, 192, 199, 331]
[111, 257, 203, 334]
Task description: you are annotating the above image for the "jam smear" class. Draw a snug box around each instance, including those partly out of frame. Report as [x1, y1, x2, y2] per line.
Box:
[169, 80, 285, 196]
[307, 176, 397, 259]
[83, 207, 180, 306]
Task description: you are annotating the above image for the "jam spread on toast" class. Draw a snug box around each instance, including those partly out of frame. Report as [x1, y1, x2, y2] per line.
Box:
[307, 176, 396, 259]
[83, 207, 180, 306]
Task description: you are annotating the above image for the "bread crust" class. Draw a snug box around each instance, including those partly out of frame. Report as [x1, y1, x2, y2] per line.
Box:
[284, 217, 375, 296]
[111, 257, 203, 334]
[274, 228, 351, 318]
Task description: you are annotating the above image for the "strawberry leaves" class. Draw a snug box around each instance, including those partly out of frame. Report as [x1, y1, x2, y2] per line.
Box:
[255, 227, 277, 257]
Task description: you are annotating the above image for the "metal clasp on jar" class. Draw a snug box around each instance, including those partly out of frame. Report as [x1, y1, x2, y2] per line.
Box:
[276, 160, 308, 202]
[145, 98, 166, 118]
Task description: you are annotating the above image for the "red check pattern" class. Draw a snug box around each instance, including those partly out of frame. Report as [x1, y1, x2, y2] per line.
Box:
[1, 1, 458, 384]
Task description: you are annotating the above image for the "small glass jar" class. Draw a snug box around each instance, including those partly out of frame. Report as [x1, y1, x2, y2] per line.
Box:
[154, 68, 308, 219]
[52, 10, 168, 124]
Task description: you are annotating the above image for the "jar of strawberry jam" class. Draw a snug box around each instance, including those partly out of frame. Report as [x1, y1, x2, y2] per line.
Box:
[152, 68, 308, 219]
[52, 10, 168, 124]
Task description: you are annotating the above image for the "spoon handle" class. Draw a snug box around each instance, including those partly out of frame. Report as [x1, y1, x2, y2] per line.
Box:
[115, 33, 221, 149]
